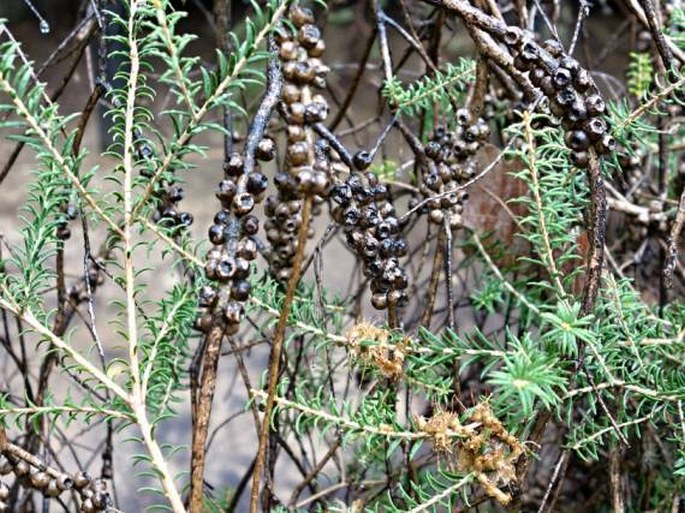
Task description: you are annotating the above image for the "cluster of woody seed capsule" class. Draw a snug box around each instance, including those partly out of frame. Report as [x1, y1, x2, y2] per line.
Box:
[507, 29, 615, 167]
[0, 453, 111, 512]
[196, 140, 274, 334]
[331, 173, 409, 310]
[418, 112, 490, 226]
[264, 5, 330, 282]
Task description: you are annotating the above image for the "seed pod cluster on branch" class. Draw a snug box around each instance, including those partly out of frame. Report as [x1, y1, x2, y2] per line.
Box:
[0, 451, 111, 512]
[505, 28, 614, 167]
[418, 113, 490, 227]
[331, 172, 409, 310]
[264, 5, 331, 282]
[196, 144, 272, 334]
[138, 141, 194, 231]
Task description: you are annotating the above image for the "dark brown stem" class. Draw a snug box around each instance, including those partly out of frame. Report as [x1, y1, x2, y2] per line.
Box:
[250, 197, 313, 513]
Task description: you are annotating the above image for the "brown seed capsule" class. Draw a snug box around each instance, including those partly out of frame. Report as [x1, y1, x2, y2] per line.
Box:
[290, 5, 314, 27]
[296, 168, 315, 194]
[308, 39, 326, 58]
[294, 61, 315, 84]
[543, 38, 563, 57]
[198, 285, 218, 307]
[571, 151, 589, 167]
[513, 54, 531, 72]
[584, 117, 607, 141]
[596, 134, 616, 154]
[256, 137, 276, 161]
[241, 215, 259, 236]
[540, 76, 555, 96]
[288, 141, 310, 166]
[80, 498, 95, 513]
[312, 76, 327, 89]
[29, 470, 50, 490]
[232, 193, 255, 216]
[287, 125, 306, 143]
[288, 102, 306, 125]
[312, 171, 330, 196]
[282, 60, 297, 81]
[73, 472, 92, 489]
[298, 24, 321, 48]
[224, 301, 244, 324]
[371, 292, 388, 310]
[573, 68, 593, 92]
[282, 83, 301, 104]
[585, 94, 606, 116]
[237, 237, 258, 261]
[0, 456, 11, 475]
[429, 209, 445, 224]
[234, 257, 251, 279]
[503, 26, 523, 47]
[0, 482, 9, 500]
[279, 40, 299, 61]
[216, 179, 237, 203]
[15, 461, 29, 476]
[223, 153, 244, 176]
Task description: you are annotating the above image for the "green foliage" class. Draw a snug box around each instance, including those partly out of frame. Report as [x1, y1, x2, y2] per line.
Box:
[627, 52, 654, 98]
[382, 59, 476, 117]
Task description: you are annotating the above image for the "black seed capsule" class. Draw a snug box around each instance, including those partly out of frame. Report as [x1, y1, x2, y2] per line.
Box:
[247, 173, 268, 195]
[331, 183, 353, 205]
[343, 206, 361, 228]
[198, 286, 218, 307]
[565, 130, 590, 151]
[520, 39, 539, 62]
[234, 258, 250, 279]
[256, 138, 276, 161]
[168, 185, 185, 203]
[214, 209, 230, 225]
[177, 212, 193, 227]
[353, 151, 373, 171]
[231, 280, 251, 301]
[529, 67, 546, 87]
[208, 224, 224, 245]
